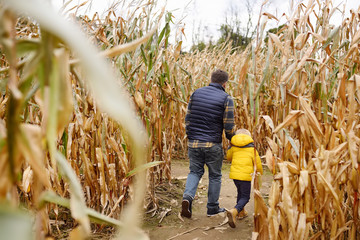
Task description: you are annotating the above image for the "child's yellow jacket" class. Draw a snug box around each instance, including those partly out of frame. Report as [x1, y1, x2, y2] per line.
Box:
[226, 133, 263, 181]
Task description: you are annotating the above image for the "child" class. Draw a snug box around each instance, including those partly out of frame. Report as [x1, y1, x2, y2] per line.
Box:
[226, 129, 263, 228]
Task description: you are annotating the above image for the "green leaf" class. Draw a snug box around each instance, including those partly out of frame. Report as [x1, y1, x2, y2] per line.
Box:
[55, 152, 90, 234]
[61, 130, 68, 158]
[39, 191, 122, 226]
[126, 161, 164, 178]
[140, 45, 148, 66]
[157, 23, 167, 45]
[322, 26, 340, 49]
[38, 191, 149, 239]
[121, 143, 128, 154]
[16, 39, 40, 57]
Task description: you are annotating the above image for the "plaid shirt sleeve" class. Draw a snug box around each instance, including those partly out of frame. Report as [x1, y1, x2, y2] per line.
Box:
[185, 94, 193, 136]
[223, 95, 236, 140]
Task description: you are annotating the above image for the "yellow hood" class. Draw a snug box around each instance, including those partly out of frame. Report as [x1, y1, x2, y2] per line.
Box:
[230, 134, 254, 147]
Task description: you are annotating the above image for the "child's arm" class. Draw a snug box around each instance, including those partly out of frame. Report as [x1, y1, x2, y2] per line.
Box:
[255, 150, 263, 175]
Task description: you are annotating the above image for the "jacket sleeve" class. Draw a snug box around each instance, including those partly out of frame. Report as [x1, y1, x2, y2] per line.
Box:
[255, 149, 263, 175]
[185, 94, 193, 136]
[226, 147, 234, 161]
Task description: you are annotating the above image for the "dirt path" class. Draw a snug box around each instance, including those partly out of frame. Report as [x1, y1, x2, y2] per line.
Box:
[144, 159, 272, 240]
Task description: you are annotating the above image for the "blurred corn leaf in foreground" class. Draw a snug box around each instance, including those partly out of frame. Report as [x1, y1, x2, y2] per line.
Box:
[0, 0, 160, 238]
[0, 205, 34, 240]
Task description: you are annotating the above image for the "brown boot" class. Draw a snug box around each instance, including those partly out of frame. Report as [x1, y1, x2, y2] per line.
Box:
[237, 209, 248, 220]
[181, 199, 192, 218]
[226, 208, 238, 228]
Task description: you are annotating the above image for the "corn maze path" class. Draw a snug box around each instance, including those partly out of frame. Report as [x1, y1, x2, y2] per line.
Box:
[145, 159, 272, 240]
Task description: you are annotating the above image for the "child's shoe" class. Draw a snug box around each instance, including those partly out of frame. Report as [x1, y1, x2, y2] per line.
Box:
[226, 208, 238, 228]
[237, 209, 248, 220]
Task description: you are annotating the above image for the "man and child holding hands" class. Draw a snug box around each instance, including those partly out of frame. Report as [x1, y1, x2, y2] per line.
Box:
[181, 69, 263, 228]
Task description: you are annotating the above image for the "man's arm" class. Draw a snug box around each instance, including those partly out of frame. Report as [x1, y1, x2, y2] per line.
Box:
[185, 94, 193, 136]
[223, 96, 236, 140]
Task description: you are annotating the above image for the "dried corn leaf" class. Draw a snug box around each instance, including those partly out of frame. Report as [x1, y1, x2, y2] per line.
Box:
[347, 130, 359, 168]
[280, 62, 297, 83]
[286, 162, 300, 175]
[96, 148, 108, 208]
[268, 33, 284, 52]
[19, 124, 50, 188]
[261, 115, 274, 131]
[279, 162, 296, 236]
[299, 170, 308, 196]
[67, 123, 75, 159]
[108, 136, 128, 174]
[22, 166, 33, 193]
[265, 148, 275, 174]
[296, 213, 307, 240]
[267, 208, 279, 240]
[299, 97, 323, 139]
[350, 28, 360, 46]
[296, 44, 315, 71]
[273, 110, 303, 133]
[318, 173, 345, 225]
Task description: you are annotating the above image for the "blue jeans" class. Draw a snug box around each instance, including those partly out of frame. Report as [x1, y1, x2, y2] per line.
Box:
[183, 144, 224, 209]
[233, 180, 251, 212]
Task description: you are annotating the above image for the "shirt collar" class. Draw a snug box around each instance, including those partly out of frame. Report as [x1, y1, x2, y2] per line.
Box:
[209, 82, 225, 92]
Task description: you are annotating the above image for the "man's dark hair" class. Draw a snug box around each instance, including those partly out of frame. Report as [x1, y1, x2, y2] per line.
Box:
[211, 69, 229, 84]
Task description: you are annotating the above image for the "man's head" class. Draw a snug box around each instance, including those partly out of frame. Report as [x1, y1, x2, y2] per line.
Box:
[211, 69, 228, 85]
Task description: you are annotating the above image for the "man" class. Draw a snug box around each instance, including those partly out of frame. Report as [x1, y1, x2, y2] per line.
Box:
[181, 69, 236, 218]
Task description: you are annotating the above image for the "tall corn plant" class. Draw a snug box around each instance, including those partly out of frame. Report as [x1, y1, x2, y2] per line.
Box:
[72, 3, 182, 211]
[0, 0, 163, 239]
[250, 0, 360, 239]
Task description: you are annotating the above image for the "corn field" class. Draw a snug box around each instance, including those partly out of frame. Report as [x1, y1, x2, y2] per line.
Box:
[0, 0, 359, 239]
[250, 0, 360, 239]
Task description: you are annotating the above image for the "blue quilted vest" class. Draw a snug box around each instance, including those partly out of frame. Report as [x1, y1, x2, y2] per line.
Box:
[186, 83, 229, 143]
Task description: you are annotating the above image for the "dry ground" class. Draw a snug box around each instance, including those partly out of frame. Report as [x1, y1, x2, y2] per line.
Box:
[143, 158, 272, 240]
[51, 158, 271, 240]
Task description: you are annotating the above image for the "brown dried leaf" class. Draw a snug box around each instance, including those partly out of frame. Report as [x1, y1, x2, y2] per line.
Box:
[265, 148, 275, 174]
[273, 110, 303, 133]
[19, 124, 51, 189]
[296, 44, 315, 71]
[299, 170, 308, 195]
[280, 62, 297, 83]
[299, 97, 323, 139]
[296, 213, 307, 240]
[96, 148, 108, 208]
[279, 163, 296, 236]
[347, 131, 359, 168]
[268, 33, 284, 52]
[318, 173, 345, 225]
[22, 166, 33, 193]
